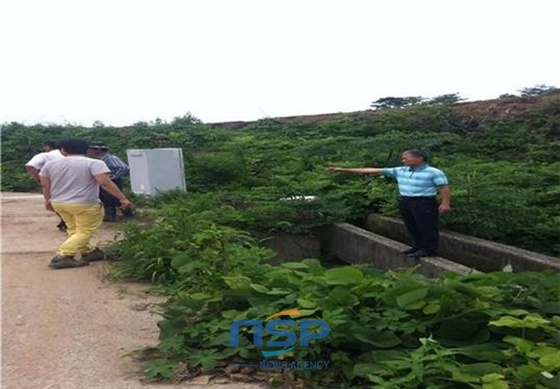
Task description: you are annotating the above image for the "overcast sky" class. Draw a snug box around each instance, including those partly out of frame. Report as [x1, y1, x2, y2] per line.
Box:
[1, 0, 558, 126]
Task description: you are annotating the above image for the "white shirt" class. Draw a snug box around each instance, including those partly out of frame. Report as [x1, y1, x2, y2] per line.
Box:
[25, 149, 64, 170]
[39, 156, 110, 203]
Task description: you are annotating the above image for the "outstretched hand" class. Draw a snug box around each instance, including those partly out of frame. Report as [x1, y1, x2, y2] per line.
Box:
[327, 167, 340, 172]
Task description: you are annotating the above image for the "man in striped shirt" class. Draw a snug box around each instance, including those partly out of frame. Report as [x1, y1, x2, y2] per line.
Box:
[328, 150, 451, 258]
[88, 141, 133, 221]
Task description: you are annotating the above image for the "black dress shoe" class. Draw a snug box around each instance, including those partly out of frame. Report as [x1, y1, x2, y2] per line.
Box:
[400, 247, 419, 255]
[408, 249, 436, 258]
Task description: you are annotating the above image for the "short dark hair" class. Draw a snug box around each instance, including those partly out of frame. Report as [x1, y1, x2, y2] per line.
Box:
[57, 138, 90, 155]
[43, 140, 58, 149]
[404, 149, 429, 162]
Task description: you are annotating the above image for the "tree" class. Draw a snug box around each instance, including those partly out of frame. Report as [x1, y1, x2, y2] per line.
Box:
[518, 84, 559, 97]
[424, 93, 465, 106]
[370, 96, 424, 110]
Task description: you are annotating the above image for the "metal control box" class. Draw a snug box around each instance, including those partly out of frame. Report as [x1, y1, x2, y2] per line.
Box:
[126, 148, 186, 196]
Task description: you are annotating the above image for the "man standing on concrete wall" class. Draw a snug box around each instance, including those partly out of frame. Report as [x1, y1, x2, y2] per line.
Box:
[328, 150, 451, 258]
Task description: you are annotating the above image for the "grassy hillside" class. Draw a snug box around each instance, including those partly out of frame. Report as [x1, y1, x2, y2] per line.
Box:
[1, 94, 559, 255]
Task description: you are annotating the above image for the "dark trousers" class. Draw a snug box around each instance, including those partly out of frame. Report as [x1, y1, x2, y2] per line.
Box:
[99, 178, 123, 208]
[99, 178, 123, 221]
[399, 196, 439, 253]
[99, 178, 133, 219]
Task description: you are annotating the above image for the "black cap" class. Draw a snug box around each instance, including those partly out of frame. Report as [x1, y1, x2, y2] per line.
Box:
[89, 141, 108, 150]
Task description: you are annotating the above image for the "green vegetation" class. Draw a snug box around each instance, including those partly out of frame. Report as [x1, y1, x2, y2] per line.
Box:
[2, 93, 560, 387]
[108, 196, 560, 387]
[2, 94, 559, 255]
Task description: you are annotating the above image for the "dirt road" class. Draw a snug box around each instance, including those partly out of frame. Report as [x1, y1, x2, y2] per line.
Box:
[1, 193, 264, 389]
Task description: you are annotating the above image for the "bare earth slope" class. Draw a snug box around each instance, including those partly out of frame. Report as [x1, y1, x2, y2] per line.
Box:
[1, 193, 263, 389]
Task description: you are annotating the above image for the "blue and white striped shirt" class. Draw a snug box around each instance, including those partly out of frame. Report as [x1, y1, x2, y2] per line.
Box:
[382, 164, 448, 196]
[101, 153, 129, 180]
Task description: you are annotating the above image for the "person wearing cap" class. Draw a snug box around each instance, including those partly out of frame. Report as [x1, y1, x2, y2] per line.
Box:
[25, 139, 67, 231]
[88, 141, 133, 221]
[327, 150, 451, 258]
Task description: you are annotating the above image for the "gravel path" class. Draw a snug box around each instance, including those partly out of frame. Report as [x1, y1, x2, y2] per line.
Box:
[1, 193, 264, 389]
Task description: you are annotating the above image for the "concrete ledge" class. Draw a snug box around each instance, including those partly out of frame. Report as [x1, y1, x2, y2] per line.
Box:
[322, 223, 476, 277]
[364, 214, 560, 272]
[418, 257, 476, 278]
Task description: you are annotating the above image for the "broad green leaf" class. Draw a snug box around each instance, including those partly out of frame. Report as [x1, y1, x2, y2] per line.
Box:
[503, 336, 533, 353]
[455, 344, 509, 362]
[423, 302, 440, 314]
[396, 287, 429, 309]
[353, 363, 392, 378]
[443, 280, 481, 297]
[266, 288, 290, 295]
[539, 351, 560, 369]
[476, 286, 502, 300]
[482, 373, 505, 382]
[188, 292, 214, 300]
[177, 260, 200, 274]
[365, 374, 390, 384]
[223, 275, 251, 291]
[482, 381, 509, 389]
[249, 283, 269, 293]
[353, 328, 402, 348]
[512, 363, 543, 380]
[458, 363, 503, 377]
[528, 346, 559, 359]
[281, 262, 309, 270]
[297, 309, 317, 317]
[380, 283, 427, 306]
[328, 286, 359, 306]
[491, 314, 550, 329]
[452, 371, 479, 383]
[324, 266, 363, 285]
[297, 298, 317, 309]
[507, 309, 530, 316]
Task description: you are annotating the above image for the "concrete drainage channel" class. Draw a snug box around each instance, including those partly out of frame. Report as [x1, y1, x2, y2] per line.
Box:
[319, 215, 560, 277]
[261, 214, 560, 277]
[364, 215, 560, 273]
[321, 223, 477, 277]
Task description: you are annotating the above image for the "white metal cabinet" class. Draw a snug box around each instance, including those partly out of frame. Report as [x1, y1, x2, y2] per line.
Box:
[126, 148, 186, 196]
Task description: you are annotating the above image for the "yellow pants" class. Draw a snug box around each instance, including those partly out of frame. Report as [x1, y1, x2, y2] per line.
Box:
[51, 202, 104, 257]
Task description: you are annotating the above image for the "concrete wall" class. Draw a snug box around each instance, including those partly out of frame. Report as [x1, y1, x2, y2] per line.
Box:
[261, 232, 321, 264]
[364, 215, 560, 272]
[321, 223, 476, 277]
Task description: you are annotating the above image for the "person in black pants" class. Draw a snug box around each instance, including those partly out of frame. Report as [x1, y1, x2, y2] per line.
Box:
[328, 150, 451, 257]
[88, 141, 134, 222]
